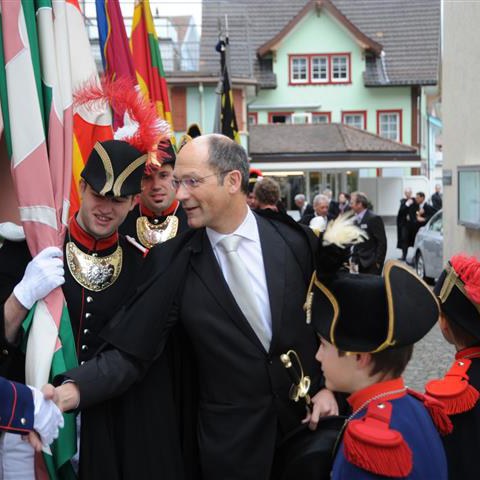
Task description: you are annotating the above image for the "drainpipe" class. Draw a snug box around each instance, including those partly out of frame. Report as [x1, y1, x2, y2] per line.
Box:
[198, 82, 204, 132]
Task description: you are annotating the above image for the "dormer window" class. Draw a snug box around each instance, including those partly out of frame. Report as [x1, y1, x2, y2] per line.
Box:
[311, 56, 328, 83]
[332, 55, 349, 82]
[289, 53, 351, 85]
[290, 57, 308, 84]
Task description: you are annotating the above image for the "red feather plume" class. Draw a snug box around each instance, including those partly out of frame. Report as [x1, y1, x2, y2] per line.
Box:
[450, 254, 480, 304]
[73, 76, 170, 167]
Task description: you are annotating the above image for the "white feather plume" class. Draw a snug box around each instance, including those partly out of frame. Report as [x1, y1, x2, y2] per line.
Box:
[114, 112, 139, 141]
[323, 213, 368, 248]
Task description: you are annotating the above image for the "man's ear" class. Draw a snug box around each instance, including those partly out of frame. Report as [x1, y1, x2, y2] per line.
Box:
[227, 170, 243, 193]
[79, 179, 87, 198]
[438, 313, 455, 345]
[356, 352, 372, 370]
[129, 195, 138, 212]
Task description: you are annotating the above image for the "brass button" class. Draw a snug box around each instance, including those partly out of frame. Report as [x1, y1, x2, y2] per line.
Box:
[20, 418, 27, 425]
[2, 349, 8, 356]
[81, 345, 88, 352]
[86, 296, 93, 303]
[85, 313, 92, 319]
[83, 328, 90, 335]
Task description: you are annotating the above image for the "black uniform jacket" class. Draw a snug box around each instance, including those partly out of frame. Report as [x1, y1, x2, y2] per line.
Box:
[65, 211, 325, 480]
[396, 198, 417, 249]
[442, 356, 480, 480]
[351, 209, 387, 271]
[0, 222, 186, 480]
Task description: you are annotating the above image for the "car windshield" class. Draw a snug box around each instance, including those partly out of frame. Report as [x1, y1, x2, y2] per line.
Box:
[429, 212, 443, 233]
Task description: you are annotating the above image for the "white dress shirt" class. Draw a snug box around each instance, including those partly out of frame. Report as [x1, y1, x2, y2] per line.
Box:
[207, 208, 272, 340]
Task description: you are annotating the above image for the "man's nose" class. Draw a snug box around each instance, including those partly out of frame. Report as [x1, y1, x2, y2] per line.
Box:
[175, 183, 189, 201]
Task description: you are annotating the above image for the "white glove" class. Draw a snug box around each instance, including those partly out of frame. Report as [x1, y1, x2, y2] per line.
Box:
[13, 246, 65, 309]
[28, 386, 64, 446]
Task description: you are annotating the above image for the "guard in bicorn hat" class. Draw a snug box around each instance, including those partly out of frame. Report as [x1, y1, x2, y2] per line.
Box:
[119, 140, 189, 249]
[304, 214, 450, 480]
[0, 77, 176, 478]
[424, 254, 480, 480]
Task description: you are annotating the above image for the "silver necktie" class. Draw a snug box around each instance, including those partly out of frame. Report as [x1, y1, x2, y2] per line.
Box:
[218, 235, 271, 351]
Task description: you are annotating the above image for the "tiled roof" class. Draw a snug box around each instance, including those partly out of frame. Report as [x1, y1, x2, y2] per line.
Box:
[249, 123, 417, 155]
[199, 0, 440, 87]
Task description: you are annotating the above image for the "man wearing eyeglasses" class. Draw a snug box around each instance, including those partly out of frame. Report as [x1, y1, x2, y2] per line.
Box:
[52, 134, 338, 480]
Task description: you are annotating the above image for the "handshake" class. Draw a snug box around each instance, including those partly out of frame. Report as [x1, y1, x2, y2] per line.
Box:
[0, 377, 77, 452]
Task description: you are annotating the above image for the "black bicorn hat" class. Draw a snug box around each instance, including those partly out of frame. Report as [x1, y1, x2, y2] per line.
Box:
[434, 255, 480, 339]
[307, 262, 439, 353]
[81, 140, 146, 197]
[305, 215, 439, 353]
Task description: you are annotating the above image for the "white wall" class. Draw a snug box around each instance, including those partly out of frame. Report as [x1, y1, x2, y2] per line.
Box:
[442, 2, 480, 258]
[358, 176, 429, 216]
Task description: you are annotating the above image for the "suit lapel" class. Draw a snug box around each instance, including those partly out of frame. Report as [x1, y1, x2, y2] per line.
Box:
[189, 229, 266, 352]
[255, 214, 286, 352]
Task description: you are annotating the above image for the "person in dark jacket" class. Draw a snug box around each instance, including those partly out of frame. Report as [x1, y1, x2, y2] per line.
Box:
[425, 254, 480, 480]
[413, 192, 437, 239]
[52, 134, 340, 480]
[350, 192, 387, 275]
[295, 193, 314, 224]
[396, 187, 417, 261]
[431, 184, 443, 211]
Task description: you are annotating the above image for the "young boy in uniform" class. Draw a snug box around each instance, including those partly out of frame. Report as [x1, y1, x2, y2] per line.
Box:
[305, 224, 450, 479]
[424, 254, 480, 479]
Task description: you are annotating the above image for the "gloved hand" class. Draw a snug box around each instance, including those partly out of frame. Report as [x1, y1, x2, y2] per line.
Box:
[13, 246, 65, 310]
[29, 385, 64, 446]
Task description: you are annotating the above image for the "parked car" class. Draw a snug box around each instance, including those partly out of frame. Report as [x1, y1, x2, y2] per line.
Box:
[407, 210, 443, 282]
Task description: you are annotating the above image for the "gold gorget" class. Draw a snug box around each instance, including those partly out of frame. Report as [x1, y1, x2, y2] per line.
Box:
[66, 241, 123, 291]
[136, 215, 179, 248]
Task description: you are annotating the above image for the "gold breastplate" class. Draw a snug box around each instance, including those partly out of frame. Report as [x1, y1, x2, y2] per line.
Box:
[66, 241, 123, 291]
[136, 215, 179, 248]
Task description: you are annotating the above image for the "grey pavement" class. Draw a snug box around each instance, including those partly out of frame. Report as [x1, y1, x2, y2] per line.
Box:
[384, 225, 453, 391]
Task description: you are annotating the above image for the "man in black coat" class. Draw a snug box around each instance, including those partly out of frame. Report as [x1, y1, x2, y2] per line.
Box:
[430, 184, 443, 211]
[413, 191, 437, 239]
[396, 187, 417, 261]
[350, 192, 387, 275]
[54, 134, 340, 480]
[295, 193, 314, 224]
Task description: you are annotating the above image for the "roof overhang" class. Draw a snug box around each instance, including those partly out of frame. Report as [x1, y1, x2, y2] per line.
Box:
[250, 152, 421, 171]
[257, 0, 383, 58]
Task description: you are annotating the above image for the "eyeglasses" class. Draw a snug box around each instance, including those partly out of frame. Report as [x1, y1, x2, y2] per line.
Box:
[171, 171, 232, 191]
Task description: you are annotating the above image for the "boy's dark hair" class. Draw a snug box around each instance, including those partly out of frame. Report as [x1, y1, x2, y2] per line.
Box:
[339, 344, 414, 378]
[444, 313, 478, 347]
[254, 177, 280, 206]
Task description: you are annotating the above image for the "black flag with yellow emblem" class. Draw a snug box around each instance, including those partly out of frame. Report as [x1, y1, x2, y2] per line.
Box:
[215, 38, 240, 143]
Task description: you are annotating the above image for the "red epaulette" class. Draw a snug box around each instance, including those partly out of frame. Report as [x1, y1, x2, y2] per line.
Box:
[343, 401, 413, 478]
[407, 388, 453, 435]
[425, 358, 480, 416]
[125, 235, 150, 258]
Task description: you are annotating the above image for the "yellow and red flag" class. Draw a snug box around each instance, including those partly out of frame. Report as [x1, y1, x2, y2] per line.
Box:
[130, 0, 173, 133]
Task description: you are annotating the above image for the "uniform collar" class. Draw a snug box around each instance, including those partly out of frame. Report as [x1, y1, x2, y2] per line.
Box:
[70, 215, 118, 251]
[348, 377, 407, 412]
[456, 345, 480, 360]
[140, 199, 179, 218]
